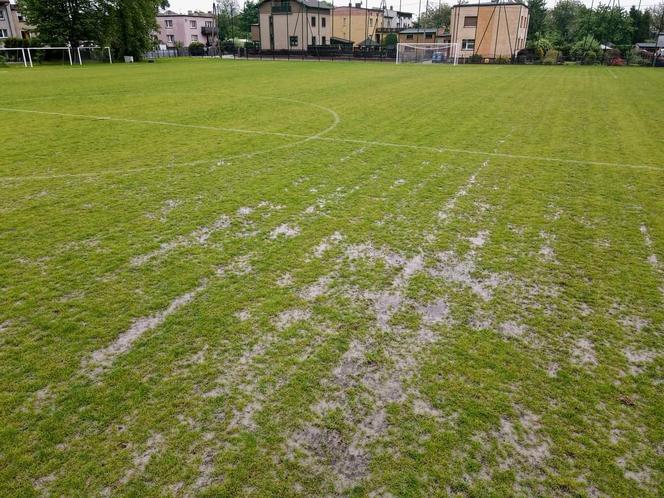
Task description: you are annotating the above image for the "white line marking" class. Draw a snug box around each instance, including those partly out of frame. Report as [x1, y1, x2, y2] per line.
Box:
[606, 67, 618, 79]
[0, 105, 660, 182]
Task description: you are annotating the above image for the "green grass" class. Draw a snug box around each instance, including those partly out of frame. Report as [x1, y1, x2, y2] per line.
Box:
[1, 58, 663, 497]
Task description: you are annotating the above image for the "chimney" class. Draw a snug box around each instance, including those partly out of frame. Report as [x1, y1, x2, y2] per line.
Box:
[355, 2, 362, 7]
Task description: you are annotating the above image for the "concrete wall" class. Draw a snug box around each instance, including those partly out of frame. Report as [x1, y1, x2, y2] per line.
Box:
[451, 3, 528, 59]
[259, 1, 332, 50]
[331, 7, 382, 46]
[156, 12, 217, 47]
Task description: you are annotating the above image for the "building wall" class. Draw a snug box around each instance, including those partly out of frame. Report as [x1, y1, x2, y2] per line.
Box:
[331, 6, 382, 46]
[382, 9, 412, 29]
[397, 31, 437, 44]
[259, 1, 332, 50]
[0, 0, 19, 41]
[451, 3, 528, 59]
[156, 12, 217, 47]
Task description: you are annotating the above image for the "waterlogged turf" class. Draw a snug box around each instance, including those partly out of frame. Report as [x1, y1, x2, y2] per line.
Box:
[1, 59, 663, 496]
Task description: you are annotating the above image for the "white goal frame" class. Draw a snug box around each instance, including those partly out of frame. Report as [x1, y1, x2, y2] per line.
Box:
[0, 47, 30, 67]
[396, 42, 459, 65]
[17, 46, 113, 67]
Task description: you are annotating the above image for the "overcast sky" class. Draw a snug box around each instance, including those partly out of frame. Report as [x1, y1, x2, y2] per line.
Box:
[166, 0, 661, 15]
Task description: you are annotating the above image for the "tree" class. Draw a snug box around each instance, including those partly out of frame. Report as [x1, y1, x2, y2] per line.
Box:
[237, 0, 259, 37]
[417, 3, 451, 29]
[585, 5, 633, 45]
[630, 7, 651, 44]
[546, 0, 586, 45]
[216, 0, 241, 40]
[105, 0, 169, 59]
[527, 0, 547, 39]
[382, 32, 398, 47]
[649, 2, 664, 35]
[19, 0, 102, 46]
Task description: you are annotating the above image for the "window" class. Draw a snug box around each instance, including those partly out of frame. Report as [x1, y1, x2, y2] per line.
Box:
[191, 35, 198, 41]
[311, 16, 316, 27]
[321, 17, 326, 27]
[167, 34, 175, 43]
[462, 38, 475, 50]
[425, 32, 433, 39]
[290, 35, 298, 47]
[406, 33, 413, 39]
[369, 18, 373, 26]
[190, 20, 197, 28]
[0, 29, 7, 38]
[343, 17, 347, 26]
[165, 19, 173, 28]
[322, 36, 326, 44]
[312, 36, 316, 45]
[0, 10, 4, 20]
[205, 21, 213, 27]
[464, 16, 477, 27]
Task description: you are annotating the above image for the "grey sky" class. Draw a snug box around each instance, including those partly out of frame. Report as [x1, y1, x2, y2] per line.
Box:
[166, 0, 661, 15]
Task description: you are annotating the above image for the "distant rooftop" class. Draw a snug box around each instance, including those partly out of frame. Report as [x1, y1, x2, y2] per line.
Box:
[158, 10, 215, 17]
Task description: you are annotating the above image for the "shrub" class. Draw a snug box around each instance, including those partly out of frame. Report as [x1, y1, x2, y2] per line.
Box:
[571, 35, 601, 65]
[542, 49, 560, 65]
[3, 37, 27, 49]
[495, 55, 511, 64]
[0, 55, 6, 67]
[529, 37, 553, 59]
[188, 41, 205, 56]
[468, 53, 483, 63]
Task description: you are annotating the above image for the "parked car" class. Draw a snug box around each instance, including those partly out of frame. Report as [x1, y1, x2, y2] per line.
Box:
[431, 51, 447, 63]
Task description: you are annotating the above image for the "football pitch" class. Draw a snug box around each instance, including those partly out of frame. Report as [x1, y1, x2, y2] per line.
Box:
[1, 59, 663, 496]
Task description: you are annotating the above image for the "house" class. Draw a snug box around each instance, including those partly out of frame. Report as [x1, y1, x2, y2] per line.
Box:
[450, 1, 529, 60]
[156, 10, 218, 48]
[10, 3, 35, 39]
[258, 0, 333, 51]
[381, 7, 413, 30]
[332, 4, 383, 46]
[636, 33, 664, 55]
[398, 28, 437, 44]
[0, 0, 19, 42]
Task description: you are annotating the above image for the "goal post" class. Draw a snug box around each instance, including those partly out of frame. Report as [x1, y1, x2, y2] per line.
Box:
[0, 47, 30, 67]
[396, 43, 459, 65]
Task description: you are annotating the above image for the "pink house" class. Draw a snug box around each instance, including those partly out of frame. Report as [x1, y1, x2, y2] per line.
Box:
[155, 10, 218, 48]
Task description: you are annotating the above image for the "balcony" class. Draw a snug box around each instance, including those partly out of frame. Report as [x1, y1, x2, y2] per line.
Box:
[201, 26, 218, 36]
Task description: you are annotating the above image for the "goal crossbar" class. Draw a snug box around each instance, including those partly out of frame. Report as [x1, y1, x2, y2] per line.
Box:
[396, 43, 459, 65]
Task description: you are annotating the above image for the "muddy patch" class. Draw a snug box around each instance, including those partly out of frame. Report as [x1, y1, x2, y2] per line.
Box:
[571, 338, 597, 367]
[429, 250, 503, 301]
[270, 223, 301, 239]
[313, 231, 344, 258]
[83, 281, 207, 378]
[273, 308, 312, 331]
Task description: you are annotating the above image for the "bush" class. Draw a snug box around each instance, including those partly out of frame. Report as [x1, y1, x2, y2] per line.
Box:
[542, 49, 560, 64]
[571, 35, 602, 64]
[0, 55, 6, 67]
[529, 37, 553, 59]
[468, 53, 483, 63]
[188, 41, 205, 56]
[495, 55, 511, 64]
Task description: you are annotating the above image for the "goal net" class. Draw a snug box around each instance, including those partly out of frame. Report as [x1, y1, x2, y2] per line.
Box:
[396, 43, 459, 65]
